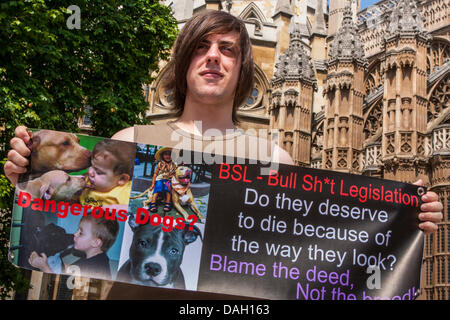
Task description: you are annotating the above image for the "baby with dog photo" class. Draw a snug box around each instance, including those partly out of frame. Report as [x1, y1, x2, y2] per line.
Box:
[15, 131, 136, 207]
[28, 213, 119, 280]
[15, 129, 94, 203]
[80, 139, 136, 207]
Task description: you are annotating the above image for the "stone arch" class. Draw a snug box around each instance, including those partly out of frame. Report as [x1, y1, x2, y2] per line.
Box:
[311, 118, 324, 168]
[150, 62, 175, 111]
[238, 2, 267, 23]
[239, 63, 271, 111]
[311, 119, 324, 156]
[239, 2, 267, 37]
[364, 59, 382, 96]
[427, 71, 450, 130]
[427, 37, 450, 73]
[363, 96, 383, 142]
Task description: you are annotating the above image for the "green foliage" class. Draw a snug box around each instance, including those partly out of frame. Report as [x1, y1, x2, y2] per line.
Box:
[0, 208, 31, 299]
[0, 0, 178, 299]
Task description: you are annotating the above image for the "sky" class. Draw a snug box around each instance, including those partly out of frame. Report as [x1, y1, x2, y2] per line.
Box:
[327, 0, 381, 10]
[360, 0, 381, 9]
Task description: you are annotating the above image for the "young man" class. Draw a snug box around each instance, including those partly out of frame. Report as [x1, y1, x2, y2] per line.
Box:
[111, 10, 293, 165]
[5, 10, 443, 299]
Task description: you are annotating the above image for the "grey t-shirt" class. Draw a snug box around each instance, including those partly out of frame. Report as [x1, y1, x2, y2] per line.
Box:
[133, 121, 274, 164]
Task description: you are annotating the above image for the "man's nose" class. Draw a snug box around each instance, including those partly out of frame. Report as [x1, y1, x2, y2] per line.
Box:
[206, 44, 220, 63]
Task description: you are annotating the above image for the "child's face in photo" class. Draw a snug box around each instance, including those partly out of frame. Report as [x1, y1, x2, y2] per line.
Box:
[87, 151, 124, 192]
[162, 151, 172, 162]
[73, 220, 99, 252]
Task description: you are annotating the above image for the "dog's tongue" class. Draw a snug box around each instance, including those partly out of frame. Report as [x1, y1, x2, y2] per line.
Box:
[180, 177, 190, 184]
[85, 176, 95, 189]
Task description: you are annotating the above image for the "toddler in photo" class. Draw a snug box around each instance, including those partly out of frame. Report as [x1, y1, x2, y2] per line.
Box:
[29, 214, 119, 280]
[148, 147, 177, 213]
[80, 139, 136, 207]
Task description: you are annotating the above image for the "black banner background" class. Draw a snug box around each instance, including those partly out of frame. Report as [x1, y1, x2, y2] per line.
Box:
[197, 164, 424, 300]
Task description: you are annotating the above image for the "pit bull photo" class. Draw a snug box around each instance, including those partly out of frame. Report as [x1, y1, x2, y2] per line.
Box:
[116, 212, 202, 289]
[28, 129, 91, 174]
[16, 170, 86, 202]
[171, 166, 205, 221]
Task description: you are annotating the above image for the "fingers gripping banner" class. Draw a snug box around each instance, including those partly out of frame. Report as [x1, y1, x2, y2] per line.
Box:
[8, 129, 425, 300]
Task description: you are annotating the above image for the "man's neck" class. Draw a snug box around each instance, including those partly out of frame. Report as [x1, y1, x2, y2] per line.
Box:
[175, 96, 236, 136]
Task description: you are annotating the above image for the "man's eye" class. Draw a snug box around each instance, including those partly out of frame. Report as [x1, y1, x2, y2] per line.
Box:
[62, 141, 70, 146]
[221, 46, 236, 56]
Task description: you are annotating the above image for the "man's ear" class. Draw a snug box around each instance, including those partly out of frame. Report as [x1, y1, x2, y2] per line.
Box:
[117, 174, 130, 186]
[39, 184, 54, 200]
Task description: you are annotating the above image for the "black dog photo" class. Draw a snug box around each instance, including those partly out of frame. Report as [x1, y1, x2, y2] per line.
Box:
[116, 209, 204, 290]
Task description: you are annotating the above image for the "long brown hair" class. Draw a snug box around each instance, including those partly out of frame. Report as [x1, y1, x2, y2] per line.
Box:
[164, 10, 254, 124]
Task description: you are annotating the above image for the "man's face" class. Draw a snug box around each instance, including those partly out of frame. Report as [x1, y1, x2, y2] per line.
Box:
[186, 31, 242, 106]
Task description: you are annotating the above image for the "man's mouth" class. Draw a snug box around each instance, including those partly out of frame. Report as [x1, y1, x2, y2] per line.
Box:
[200, 70, 223, 79]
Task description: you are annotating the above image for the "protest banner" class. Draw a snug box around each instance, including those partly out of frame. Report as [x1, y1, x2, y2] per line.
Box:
[8, 129, 424, 300]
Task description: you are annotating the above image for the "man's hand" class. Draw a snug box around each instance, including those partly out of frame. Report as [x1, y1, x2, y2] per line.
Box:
[4, 126, 32, 186]
[414, 179, 443, 234]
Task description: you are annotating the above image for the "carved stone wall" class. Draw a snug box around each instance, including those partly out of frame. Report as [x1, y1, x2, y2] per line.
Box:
[322, 5, 367, 173]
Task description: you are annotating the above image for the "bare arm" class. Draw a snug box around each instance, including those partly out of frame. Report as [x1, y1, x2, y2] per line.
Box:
[111, 127, 134, 142]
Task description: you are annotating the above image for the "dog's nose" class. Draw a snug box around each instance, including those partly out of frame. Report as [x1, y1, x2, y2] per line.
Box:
[144, 262, 162, 276]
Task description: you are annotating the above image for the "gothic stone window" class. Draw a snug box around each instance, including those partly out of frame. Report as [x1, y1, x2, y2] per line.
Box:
[246, 87, 260, 106]
[428, 74, 450, 122]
